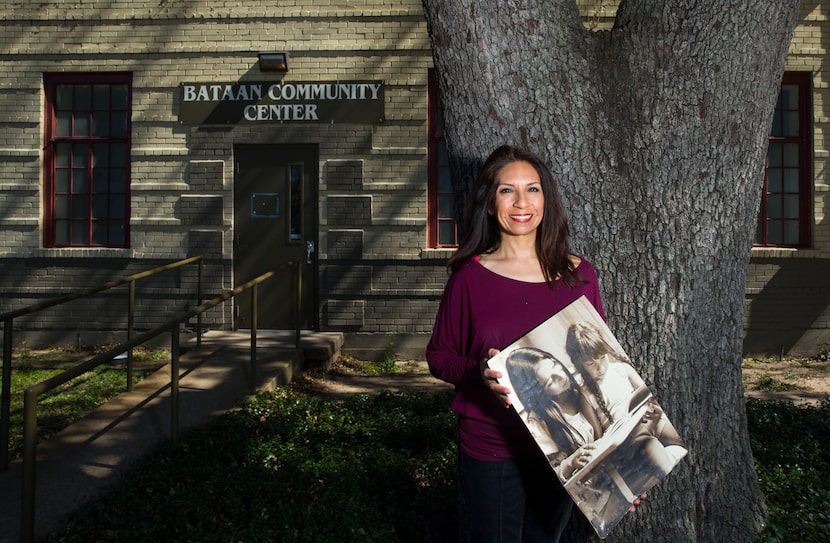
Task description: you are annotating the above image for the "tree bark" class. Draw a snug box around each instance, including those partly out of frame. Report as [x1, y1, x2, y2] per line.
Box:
[422, 0, 801, 541]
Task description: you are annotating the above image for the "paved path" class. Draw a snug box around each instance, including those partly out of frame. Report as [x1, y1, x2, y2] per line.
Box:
[0, 331, 341, 543]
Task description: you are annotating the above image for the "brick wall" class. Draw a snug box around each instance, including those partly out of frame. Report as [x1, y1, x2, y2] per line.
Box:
[0, 1, 826, 354]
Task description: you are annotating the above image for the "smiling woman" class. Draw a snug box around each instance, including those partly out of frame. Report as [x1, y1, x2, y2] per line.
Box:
[490, 159, 545, 242]
[426, 144, 608, 543]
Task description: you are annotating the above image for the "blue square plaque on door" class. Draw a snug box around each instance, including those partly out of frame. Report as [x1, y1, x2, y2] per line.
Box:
[251, 193, 279, 218]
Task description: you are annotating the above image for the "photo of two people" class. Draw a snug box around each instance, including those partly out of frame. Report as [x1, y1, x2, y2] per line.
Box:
[486, 296, 688, 538]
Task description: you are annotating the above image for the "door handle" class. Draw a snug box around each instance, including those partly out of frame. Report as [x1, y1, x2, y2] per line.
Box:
[306, 241, 315, 264]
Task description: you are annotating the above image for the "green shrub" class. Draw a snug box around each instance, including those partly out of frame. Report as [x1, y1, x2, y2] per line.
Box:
[747, 398, 830, 543]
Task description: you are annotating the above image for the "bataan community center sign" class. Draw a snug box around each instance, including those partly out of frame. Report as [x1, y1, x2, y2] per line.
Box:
[178, 80, 385, 125]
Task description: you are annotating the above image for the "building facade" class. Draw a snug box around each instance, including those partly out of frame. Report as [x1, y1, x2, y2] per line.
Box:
[743, 1, 829, 356]
[0, 1, 827, 357]
[0, 1, 451, 351]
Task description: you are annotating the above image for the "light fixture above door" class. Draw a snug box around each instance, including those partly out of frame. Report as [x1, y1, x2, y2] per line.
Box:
[258, 52, 289, 73]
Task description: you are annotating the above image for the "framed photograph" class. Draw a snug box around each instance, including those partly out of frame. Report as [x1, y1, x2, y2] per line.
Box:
[486, 296, 688, 538]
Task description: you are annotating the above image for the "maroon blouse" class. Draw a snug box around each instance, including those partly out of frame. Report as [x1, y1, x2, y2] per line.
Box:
[426, 257, 605, 461]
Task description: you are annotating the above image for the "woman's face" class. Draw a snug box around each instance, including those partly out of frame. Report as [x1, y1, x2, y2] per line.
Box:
[491, 160, 544, 238]
[534, 358, 571, 398]
[581, 353, 610, 381]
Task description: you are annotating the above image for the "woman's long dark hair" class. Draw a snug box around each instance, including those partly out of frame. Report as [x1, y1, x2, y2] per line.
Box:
[566, 321, 632, 423]
[448, 145, 580, 286]
[505, 347, 582, 456]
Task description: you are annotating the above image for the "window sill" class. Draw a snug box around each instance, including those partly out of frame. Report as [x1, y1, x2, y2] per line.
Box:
[33, 248, 135, 258]
[419, 248, 456, 260]
[750, 247, 822, 259]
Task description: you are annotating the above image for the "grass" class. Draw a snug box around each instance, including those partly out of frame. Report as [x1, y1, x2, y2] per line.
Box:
[335, 353, 401, 375]
[3, 353, 828, 542]
[2, 346, 166, 459]
[753, 375, 800, 392]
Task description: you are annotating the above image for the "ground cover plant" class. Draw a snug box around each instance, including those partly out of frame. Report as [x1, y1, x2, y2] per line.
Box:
[48, 388, 459, 543]
[43, 389, 829, 542]
[747, 397, 830, 543]
[5, 352, 827, 542]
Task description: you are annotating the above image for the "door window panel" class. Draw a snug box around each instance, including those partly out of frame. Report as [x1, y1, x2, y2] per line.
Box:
[289, 163, 303, 241]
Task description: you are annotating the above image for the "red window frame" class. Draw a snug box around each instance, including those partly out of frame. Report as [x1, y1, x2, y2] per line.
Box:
[427, 69, 458, 248]
[43, 73, 132, 248]
[756, 71, 812, 248]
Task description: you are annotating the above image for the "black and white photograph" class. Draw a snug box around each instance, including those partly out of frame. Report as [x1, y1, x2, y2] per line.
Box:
[487, 296, 688, 539]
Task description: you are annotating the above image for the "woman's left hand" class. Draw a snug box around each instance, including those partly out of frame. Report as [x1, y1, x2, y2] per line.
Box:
[481, 348, 513, 407]
[642, 398, 664, 421]
[629, 493, 647, 513]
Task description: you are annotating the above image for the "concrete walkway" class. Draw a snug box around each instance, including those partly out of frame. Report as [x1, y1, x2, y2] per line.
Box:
[0, 330, 342, 543]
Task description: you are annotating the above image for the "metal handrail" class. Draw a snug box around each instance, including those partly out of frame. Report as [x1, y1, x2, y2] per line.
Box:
[1, 256, 204, 472]
[18, 260, 301, 543]
[0, 256, 204, 322]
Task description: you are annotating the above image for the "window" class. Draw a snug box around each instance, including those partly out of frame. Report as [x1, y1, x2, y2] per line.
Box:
[44, 73, 132, 247]
[427, 69, 458, 247]
[289, 163, 304, 241]
[756, 72, 812, 247]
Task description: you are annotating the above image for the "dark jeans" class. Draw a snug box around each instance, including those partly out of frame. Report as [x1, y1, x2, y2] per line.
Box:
[458, 451, 573, 543]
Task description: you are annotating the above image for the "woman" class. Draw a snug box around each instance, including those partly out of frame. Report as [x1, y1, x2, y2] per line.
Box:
[426, 145, 616, 542]
[505, 347, 600, 479]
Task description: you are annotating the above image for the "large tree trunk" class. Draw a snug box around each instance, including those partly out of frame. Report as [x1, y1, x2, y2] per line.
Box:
[422, 1, 801, 541]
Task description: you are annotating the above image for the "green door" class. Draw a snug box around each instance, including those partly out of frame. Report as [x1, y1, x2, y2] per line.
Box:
[233, 145, 317, 329]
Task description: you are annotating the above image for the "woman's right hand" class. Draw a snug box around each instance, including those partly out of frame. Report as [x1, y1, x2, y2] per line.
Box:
[480, 348, 513, 407]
